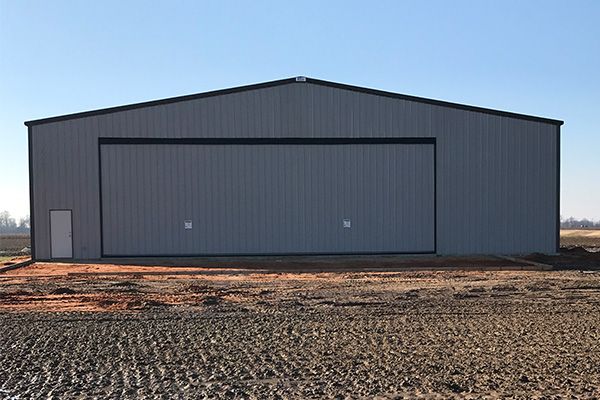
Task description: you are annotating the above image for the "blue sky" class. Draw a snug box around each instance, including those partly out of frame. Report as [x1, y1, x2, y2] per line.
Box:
[1, 0, 599, 220]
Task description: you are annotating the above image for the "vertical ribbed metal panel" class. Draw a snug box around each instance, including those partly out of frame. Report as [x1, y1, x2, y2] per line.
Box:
[100, 144, 434, 255]
[30, 81, 559, 258]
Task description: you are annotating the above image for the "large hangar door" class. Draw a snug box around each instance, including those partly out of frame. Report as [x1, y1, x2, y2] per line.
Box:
[100, 139, 435, 256]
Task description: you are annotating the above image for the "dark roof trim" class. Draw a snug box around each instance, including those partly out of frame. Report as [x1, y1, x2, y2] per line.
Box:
[311, 78, 563, 126]
[24, 77, 564, 127]
[25, 78, 296, 127]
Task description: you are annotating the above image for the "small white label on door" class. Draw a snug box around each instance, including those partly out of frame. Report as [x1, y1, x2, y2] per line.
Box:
[343, 219, 351, 228]
[184, 220, 192, 230]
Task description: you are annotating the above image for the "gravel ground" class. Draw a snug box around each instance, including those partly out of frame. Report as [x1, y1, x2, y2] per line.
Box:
[1, 267, 600, 398]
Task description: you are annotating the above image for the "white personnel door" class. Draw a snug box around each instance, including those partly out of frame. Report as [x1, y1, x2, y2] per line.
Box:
[50, 210, 72, 258]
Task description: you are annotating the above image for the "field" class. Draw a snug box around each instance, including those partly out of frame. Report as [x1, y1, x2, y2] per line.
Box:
[0, 234, 30, 261]
[561, 228, 600, 249]
[0, 232, 599, 398]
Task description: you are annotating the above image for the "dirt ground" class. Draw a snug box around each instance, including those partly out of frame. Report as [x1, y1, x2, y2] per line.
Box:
[0, 230, 599, 398]
[2, 259, 600, 398]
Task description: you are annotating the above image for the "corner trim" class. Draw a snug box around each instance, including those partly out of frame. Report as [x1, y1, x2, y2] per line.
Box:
[27, 126, 35, 260]
[98, 139, 104, 257]
[433, 141, 438, 253]
[556, 125, 561, 252]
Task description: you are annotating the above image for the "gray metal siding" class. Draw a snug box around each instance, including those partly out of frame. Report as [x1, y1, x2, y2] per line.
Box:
[30, 81, 558, 258]
[100, 143, 435, 255]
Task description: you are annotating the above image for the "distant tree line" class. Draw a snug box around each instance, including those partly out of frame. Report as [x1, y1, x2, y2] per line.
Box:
[561, 216, 600, 228]
[0, 211, 30, 234]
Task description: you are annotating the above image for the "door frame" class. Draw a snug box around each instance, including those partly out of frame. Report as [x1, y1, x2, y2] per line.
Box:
[49, 209, 73, 259]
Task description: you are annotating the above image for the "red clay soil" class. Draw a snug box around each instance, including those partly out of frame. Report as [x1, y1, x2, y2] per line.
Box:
[0, 254, 546, 313]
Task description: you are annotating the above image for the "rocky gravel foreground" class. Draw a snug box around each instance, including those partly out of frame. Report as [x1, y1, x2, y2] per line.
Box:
[1, 269, 600, 398]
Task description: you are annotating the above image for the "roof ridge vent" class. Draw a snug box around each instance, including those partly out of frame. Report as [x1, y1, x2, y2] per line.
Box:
[295, 76, 307, 82]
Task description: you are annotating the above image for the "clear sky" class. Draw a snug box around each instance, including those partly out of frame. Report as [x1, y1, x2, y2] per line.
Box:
[1, 0, 598, 221]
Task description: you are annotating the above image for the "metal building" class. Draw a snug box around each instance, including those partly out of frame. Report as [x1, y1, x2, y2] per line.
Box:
[25, 77, 563, 260]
